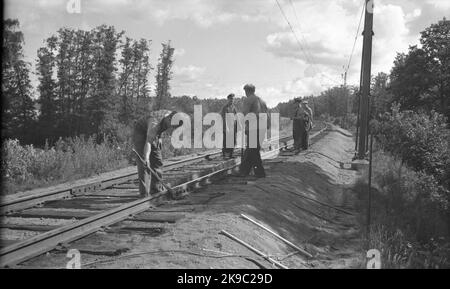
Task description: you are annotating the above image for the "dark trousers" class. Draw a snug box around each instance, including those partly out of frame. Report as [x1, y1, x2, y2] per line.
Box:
[240, 148, 265, 177]
[133, 128, 163, 197]
[301, 130, 309, 150]
[293, 119, 309, 151]
[239, 129, 265, 177]
[222, 129, 236, 157]
[293, 119, 302, 150]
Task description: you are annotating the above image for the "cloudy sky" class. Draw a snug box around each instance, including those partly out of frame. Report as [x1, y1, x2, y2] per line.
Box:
[5, 0, 450, 107]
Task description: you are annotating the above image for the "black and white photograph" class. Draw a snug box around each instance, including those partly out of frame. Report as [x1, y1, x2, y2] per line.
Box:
[1, 0, 449, 274]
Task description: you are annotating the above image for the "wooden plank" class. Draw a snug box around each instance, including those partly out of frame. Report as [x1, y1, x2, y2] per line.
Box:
[0, 224, 59, 232]
[0, 240, 17, 248]
[8, 209, 96, 219]
[220, 230, 288, 269]
[129, 212, 185, 223]
[240, 214, 313, 258]
[105, 226, 167, 236]
[42, 197, 135, 210]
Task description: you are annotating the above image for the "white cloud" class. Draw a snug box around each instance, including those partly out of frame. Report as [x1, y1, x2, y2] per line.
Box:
[173, 48, 186, 57]
[264, 0, 426, 85]
[257, 75, 338, 107]
[371, 3, 416, 75]
[173, 65, 206, 83]
[426, 0, 450, 9]
[265, 0, 365, 82]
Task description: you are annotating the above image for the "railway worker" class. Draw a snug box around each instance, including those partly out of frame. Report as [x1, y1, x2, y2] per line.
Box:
[133, 110, 181, 197]
[220, 93, 239, 159]
[239, 84, 267, 178]
[291, 97, 303, 152]
[292, 99, 313, 154]
[301, 100, 313, 150]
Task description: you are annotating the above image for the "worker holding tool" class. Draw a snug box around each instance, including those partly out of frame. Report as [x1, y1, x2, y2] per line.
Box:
[133, 110, 182, 197]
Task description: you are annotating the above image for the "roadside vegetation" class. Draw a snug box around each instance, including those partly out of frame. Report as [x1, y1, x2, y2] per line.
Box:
[355, 108, 450, 268]
[352, 18, 450, 268]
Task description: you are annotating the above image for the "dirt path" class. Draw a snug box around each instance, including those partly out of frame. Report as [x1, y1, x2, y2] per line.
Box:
[22, 126, 364, 269]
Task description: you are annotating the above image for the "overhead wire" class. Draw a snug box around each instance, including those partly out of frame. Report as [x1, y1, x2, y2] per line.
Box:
[345, 0, 366, 76]
[274, 0, 341, 88]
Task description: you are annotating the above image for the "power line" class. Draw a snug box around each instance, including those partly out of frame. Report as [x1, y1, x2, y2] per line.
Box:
[287, 0, 316, 71]
[274, 0, 341, 86]
[287, 0, 343, 86]
[345, 1, 365, 75]
[274, 0, 311, 66]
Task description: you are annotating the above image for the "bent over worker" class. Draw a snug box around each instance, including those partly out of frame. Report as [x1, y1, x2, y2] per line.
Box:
[133, 110, 180, 197]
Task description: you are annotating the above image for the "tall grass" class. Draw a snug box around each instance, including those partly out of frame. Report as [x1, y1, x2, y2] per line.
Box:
[2, 137, 129, 195]
[355, 148, 450, 268]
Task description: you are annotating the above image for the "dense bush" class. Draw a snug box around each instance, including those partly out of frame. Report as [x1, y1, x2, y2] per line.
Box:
[372, 105, 450, 185]
[355, 105, 450, 268]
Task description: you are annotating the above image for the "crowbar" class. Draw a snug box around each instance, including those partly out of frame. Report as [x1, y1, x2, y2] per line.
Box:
[132, 149, 177, 198]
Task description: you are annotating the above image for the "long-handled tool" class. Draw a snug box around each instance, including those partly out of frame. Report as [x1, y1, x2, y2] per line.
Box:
[132, 149, 177, 198]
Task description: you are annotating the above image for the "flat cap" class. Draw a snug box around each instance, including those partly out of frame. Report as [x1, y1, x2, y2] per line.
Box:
[227, 93, 235, 99]
[243, 83, 256, 91]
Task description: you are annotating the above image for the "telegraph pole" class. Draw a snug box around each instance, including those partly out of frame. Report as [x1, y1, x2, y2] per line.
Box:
[357, 0, 374, 159]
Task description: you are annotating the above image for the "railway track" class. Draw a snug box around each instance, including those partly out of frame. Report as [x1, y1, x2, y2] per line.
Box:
[0, 122, 329, 268]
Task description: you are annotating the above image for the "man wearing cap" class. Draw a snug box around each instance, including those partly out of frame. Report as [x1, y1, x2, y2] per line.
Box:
[133, 110, 181, 197]
[220, 93, 238, 159]
[292, 99, 313, 153]
[239, 84, 267, 178]
[301, 100, 313, 150]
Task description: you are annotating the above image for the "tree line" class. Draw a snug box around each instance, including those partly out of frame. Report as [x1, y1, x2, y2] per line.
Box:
[2, 19, 175, 145]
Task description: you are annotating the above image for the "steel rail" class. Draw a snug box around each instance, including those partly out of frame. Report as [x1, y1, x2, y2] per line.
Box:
[0, 124, 329, 267]
[0, 134, 293, 214]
